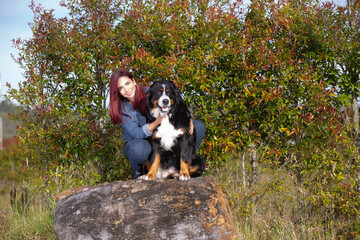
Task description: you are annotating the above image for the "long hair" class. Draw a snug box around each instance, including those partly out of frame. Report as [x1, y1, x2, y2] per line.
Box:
[109, 69, 146, 124]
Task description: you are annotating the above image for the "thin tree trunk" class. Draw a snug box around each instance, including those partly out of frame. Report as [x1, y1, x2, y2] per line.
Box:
[295, 169, 307, 224]
[242, 151, 247, 190]
[344, 105, 351, 125]
[250, 147, 258, 187]
[352, 94, 359, 133]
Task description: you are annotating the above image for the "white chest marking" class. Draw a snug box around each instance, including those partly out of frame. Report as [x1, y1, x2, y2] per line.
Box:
[155, 116, 184, 151]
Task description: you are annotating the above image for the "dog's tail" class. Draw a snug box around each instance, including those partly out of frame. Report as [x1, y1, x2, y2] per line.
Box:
[189, 154, 206, 178]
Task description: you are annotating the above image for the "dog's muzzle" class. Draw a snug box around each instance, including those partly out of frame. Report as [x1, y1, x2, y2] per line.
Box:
[158, 95, 171, 112]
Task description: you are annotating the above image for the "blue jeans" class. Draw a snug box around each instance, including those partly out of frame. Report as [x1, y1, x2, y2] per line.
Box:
[124, 120, 205, 171]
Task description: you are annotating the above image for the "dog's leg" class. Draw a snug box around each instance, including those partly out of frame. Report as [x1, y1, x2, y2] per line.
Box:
[179, 158, 190, 181]
[140, 153, 161, 180]
[189, 165, 199, 175]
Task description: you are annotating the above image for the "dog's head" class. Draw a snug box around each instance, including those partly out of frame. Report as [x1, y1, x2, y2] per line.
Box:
[147, 80, 182, 119]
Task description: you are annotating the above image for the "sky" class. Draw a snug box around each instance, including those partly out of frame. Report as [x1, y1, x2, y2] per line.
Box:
[0, 0, 68, 101]
[0, 0, 348, 102]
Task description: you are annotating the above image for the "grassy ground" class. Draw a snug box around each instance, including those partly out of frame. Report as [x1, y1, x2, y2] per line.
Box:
[0, 178, 57, 239]
[0, 150, 358, 239]
[211, 155, 343, 240]
[0, 194, 56, 240]
[0, 141, 57, 240]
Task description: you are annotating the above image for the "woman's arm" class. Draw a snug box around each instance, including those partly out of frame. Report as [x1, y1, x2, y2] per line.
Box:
[120, 115, 148, 139]
[149, 116, 165, 132]
[120, 115, 164, 139]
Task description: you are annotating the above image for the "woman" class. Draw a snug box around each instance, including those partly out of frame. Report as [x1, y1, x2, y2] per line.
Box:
[109, 69, 205, 179]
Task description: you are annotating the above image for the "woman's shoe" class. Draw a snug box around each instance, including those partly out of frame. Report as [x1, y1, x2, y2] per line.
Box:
[132, 169, 142, 179]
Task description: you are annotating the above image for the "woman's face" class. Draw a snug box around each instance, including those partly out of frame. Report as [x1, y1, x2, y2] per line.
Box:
[117, 76, 137, 103]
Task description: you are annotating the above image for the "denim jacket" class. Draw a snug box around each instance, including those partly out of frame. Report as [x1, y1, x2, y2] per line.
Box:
[119, 99, 152, 142]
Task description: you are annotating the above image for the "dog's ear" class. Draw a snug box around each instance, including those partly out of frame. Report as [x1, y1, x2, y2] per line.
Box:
[146, 91, 152, 102]
[146, 86, 155, 121]
[146, 82, 156, 105]
[170, 81, 183, 103]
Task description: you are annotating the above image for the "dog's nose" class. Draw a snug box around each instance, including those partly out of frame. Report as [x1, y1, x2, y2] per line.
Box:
[162, 99, 169, 105]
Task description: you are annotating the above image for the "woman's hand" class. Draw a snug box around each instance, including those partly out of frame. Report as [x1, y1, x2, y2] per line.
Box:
[156, 115, 165, 124]
[189, 119, 194, 135]
[149, 115, 165, 132]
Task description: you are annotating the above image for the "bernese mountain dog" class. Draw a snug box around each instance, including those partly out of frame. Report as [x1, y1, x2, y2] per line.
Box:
[139, 80, 205, 181]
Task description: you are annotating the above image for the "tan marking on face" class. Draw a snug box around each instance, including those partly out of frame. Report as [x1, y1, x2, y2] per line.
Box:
[153, 99, 159, 109]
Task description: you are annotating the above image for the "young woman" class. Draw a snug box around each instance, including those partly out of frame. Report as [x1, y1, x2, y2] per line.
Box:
[109, 69, 205, 179]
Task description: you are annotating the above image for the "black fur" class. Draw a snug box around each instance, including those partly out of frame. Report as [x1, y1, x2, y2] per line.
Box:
[144, 80, 205, 179]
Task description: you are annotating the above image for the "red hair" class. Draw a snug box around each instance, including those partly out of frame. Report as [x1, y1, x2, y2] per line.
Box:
[109, 69, 146, 124]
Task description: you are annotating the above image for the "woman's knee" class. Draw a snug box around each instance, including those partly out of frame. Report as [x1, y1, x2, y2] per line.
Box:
[194, 120, 205, 137]
[193, 120, 205, 151]
[126, 139, 151, 153]
[124, 139, 151, 168]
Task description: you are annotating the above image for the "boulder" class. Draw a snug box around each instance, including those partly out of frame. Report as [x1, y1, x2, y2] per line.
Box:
[53, 177, 238, 240]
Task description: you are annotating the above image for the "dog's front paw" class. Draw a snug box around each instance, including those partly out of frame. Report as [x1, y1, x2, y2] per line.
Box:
[179, 175, 190, 181]
[138, 175, 150, 180]
[138, 174, 156, 180]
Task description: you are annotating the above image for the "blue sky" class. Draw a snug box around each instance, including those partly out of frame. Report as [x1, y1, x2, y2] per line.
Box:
[0, 0, 347, 102]
[0, 0, 68, 101]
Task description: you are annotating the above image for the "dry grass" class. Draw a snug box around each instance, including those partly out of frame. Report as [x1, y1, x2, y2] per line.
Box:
[1, 202, 56, 240]
[0, 180, 56, 240]
[210, 152, 353, 240]
[0, 162, 100, 240]
[0, 150, 358, 239]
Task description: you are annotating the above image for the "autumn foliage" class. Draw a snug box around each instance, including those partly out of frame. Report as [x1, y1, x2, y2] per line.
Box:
[6, 0, 360, 236]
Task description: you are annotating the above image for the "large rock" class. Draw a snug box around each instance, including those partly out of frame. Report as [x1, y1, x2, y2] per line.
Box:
[53, 177, 238, 240]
